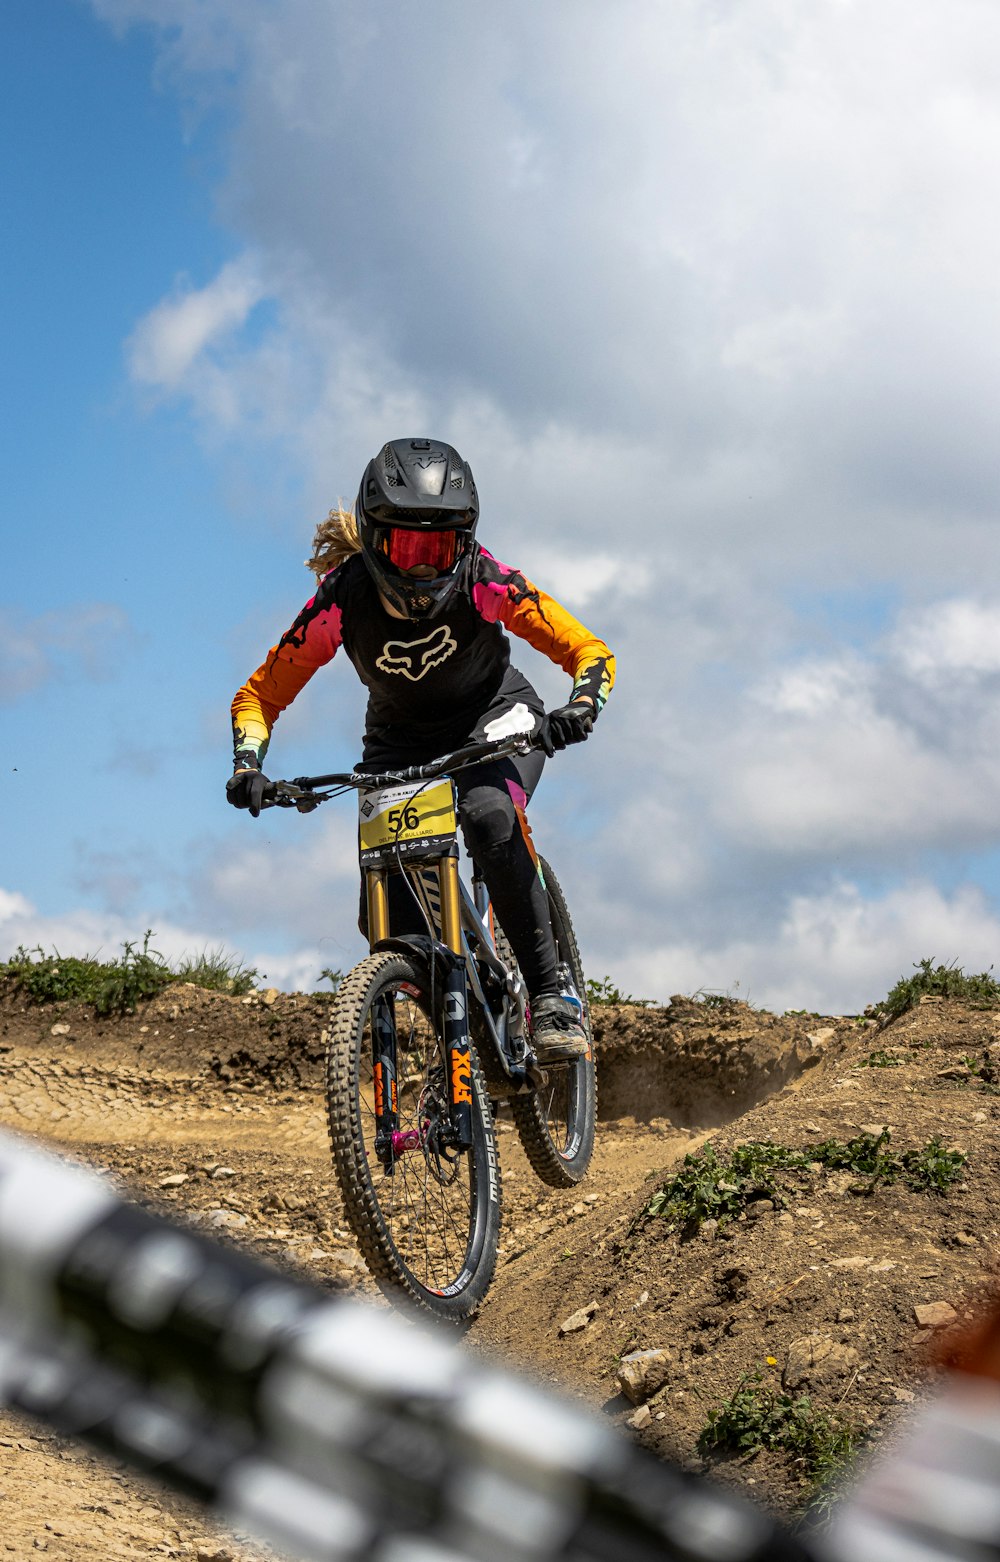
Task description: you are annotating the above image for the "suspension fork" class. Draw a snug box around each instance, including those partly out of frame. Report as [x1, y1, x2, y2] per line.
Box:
[371, 994, 400, 1167]
[363, 868, 400, 1167]
[365, 857, 475, 1154]
[439, 854, 474, 1152]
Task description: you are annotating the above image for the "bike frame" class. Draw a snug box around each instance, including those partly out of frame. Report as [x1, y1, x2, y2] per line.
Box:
[266, 735, 539, 1172]
[364, 816, 539, 1165]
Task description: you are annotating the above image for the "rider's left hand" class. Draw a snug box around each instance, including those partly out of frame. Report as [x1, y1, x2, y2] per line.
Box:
[537, 701, 594, 756]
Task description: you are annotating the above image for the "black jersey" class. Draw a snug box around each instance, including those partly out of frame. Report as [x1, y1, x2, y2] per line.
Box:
[232, 547, 615, 766]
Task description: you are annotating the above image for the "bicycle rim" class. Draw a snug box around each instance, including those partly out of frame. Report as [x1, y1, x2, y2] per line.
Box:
[325, 950, 501, 1318]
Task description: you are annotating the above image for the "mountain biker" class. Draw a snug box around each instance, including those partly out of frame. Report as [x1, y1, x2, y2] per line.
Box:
[227, 437, 615, 1061]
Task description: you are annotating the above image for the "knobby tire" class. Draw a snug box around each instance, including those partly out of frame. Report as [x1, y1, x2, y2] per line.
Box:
[509, 856, 598, 1187]
[325, 949, 501, 1320]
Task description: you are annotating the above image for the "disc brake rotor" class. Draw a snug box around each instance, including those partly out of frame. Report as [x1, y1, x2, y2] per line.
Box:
[417, 1079, 463, 1186]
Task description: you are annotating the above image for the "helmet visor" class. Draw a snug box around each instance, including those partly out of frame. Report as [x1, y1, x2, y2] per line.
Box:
[380, 527, 459, 572]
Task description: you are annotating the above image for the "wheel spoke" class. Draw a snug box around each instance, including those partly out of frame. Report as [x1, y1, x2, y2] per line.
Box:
[333, 963, 487, 1302]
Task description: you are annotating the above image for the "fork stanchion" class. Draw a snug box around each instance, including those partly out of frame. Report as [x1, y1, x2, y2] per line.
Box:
[366, 868, 390, 945]
[436, 854, 464, 954]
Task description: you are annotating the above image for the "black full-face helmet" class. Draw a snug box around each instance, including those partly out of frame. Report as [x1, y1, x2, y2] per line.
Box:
[356, 438, 479, 619]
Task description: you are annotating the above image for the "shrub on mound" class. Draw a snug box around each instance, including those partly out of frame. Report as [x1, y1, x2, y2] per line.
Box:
[0, 932, 258, 1015]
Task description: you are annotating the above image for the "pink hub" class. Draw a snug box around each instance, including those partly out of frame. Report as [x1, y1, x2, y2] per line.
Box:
[391, 1128, 421, 1155]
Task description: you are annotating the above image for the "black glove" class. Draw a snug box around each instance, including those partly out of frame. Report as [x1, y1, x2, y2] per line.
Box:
[226, 767, 270, 818]
[537, 701, 594, 757]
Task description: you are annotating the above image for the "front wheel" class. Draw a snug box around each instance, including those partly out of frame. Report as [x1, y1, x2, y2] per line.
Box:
[325, 950, 501, 1320]
[509, 856, 597, 1188]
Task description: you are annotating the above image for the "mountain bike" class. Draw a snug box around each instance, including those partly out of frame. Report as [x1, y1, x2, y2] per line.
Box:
[261, 732, 597, 1319]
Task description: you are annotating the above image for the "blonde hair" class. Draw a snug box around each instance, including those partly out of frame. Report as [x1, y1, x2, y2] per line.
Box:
[306, 504, 361, 578]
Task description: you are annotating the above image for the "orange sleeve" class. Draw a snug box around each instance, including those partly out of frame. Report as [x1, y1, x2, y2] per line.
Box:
[230, 581, 343, 767]
[472, 552, 615, 711]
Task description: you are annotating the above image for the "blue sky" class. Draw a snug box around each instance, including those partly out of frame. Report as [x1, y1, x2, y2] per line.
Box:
[5, 0, 1000, 1012]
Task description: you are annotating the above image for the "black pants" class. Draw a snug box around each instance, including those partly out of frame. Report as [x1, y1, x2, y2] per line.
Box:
[359, 749, 559, 997]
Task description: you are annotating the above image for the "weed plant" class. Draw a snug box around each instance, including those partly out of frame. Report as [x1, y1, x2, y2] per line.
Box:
[932, 1050, 1000, 1094]
[699, 992, 743, 1012]
[698, 1368, 860, 1500]
[857, 1049, 903, 1069]
[647, 1131, 966, 1232]
[585, 975, 653, 1007]
[172, 948, 258, 996]
[1, 933, 259, 1015]
[874, 957, 1000, 1023]
[3, 949, 107, 1006]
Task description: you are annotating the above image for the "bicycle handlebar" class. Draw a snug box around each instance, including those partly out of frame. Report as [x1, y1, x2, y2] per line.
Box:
[260, 731, 539, 809]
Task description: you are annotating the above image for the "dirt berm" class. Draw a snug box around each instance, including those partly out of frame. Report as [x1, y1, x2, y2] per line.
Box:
[0, 981, 995, 1555]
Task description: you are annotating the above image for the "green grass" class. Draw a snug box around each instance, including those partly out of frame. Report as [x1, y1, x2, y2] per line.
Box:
[856, 1048, 903, 1069]
[646, 1131, 967, 1232]
[1, 933, 259, 1016]
[694, 981, 759, 1011]
[172, 947, 258, 996]
[698, 992, 744, 1011]
[585, 975, 653, 1006]
[873, 957, 1000, 1023]
[698, 1368, 860, 1504]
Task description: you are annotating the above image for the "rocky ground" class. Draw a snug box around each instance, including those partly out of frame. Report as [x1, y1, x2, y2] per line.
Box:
[0, 979, 994, 1557]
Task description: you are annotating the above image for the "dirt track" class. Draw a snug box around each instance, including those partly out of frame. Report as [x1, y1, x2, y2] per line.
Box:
[0, 982, 707, 1561]
[1, 981, 992, 1554]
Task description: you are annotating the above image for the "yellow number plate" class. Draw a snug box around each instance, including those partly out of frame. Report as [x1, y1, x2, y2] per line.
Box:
[358, 779, 457, 863]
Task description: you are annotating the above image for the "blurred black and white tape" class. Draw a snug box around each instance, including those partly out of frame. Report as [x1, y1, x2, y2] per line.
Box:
[0, 1128, 813, 1562]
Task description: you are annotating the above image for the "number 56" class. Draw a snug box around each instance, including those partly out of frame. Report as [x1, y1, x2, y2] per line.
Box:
[388, 806, 421, 832]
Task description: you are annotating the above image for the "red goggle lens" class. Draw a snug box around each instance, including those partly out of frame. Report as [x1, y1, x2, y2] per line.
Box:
[381, 528, 458, 571]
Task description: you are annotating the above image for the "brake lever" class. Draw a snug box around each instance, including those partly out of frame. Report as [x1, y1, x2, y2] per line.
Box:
[261, 781, 320, 812]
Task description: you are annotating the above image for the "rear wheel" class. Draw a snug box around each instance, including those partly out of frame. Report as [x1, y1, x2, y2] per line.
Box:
[325, 950, 501, 1320]
[509, 857, 597, 1187]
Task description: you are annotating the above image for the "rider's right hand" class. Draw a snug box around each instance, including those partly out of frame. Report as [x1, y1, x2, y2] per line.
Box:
[226, 768, 270, 818]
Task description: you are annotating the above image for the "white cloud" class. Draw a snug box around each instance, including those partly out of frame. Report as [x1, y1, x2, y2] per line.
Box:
[128, 258, 265, 395]
[0, 886, 340, 995]
[99, 0, 1000, 582]
[539, 590, 1000, 1008]
[77, 2, 1000, 1013]
[614, 880, 1000, 1016]
[0, 890, 32, 923]
[891, 599, 1000, 680]
[513, 550, 651, 612]
[762, 658, 869, 721]
[0, 892, 195, 966]
[0, 605, 132, 704]
[655, 597, 1000, 859]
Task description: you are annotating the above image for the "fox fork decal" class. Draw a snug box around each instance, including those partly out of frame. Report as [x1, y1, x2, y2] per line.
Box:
[371, 994, 399, 1166]
[442, 965, 474, 1152]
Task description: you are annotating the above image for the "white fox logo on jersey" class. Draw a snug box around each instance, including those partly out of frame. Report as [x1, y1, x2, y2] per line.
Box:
[375, 624, 458, 681]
